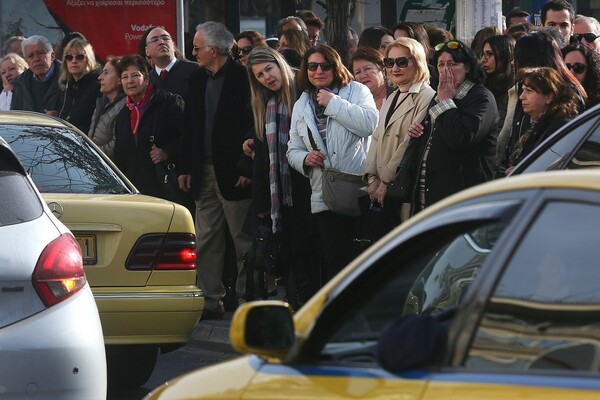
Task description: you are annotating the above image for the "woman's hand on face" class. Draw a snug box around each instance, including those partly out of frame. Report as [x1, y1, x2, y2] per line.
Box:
[316, 88, 334, 108]
[304, 149, 326, 168]
[437, 66, 457, 101]
[150, 144, 168, 164]
[242, 138, 255, 159]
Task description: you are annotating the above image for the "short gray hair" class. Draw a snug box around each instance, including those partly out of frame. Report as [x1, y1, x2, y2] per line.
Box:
[574, 14, 600, 34]
[21, 35, 53, 56]
[196, 22, 233, 56]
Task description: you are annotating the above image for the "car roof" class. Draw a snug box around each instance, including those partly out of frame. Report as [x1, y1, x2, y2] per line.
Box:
[0, 111, 72, 129]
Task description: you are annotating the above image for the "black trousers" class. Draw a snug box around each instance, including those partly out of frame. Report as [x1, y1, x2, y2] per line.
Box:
[316, 210, 360, 282]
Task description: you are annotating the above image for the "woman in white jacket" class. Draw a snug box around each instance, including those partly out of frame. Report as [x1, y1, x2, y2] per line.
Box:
[287, 44, 378, 281]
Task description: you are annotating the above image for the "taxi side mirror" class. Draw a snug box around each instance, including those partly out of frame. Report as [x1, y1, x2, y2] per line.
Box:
[230, 301, 295, 359]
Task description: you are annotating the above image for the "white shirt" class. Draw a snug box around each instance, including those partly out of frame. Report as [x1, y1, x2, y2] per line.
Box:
[0, 91, 12, 111]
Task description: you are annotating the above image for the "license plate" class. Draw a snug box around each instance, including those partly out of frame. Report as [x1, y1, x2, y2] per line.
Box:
[75, 234, 97, 265]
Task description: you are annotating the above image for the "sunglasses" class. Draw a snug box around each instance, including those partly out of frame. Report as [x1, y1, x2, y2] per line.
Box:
[434, 40, 463, 52]
[383, 56, 411, 68]
[65, 53, 85, 62]
[570, 33, 598, 44]
[307, 61, 333, 72]
[479, 50, 494, 60]
[238, 46, 253, 56]
[566, 62, 587, 74]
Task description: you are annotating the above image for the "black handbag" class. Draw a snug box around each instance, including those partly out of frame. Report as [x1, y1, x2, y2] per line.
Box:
[386, 166, 414, 202]
[244, 220, 280, 301]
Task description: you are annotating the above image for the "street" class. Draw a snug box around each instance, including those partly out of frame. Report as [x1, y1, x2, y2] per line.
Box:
[108, 343, 237, 400]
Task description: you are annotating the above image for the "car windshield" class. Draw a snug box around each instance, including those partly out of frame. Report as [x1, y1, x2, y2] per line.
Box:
[0, 125, 131, 194]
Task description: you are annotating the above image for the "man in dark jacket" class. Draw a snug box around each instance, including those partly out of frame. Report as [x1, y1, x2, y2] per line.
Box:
[179, 22, 253, 319]
[145, 26, 200, 99]
[11, 35, 61, 115]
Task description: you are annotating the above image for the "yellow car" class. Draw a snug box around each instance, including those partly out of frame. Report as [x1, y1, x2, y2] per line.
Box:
[147, 170, 600, 399]
[0, 111, 203, 388]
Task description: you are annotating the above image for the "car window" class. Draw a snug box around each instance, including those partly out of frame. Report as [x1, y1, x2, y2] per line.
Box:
[566, 128, 600, 169]
[0, 125, 131, 194]
[317, 220, 509, 364]
[0, 171, 43, 225]
[516, 118, 596, 174]
[466, 201, 600, 373]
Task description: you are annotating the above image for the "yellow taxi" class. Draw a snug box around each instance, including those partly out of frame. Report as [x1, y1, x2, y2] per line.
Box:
[0, 111, 203, 388]
[147, 170, 600, 399]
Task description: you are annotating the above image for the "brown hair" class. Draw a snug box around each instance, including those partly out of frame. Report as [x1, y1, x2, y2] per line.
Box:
[518, 67, 579, 119]
[280, 29, 311, 57]
[235, 30, 266, 48]
[296, 44, 353, 91]
[350, 46, 384, 72]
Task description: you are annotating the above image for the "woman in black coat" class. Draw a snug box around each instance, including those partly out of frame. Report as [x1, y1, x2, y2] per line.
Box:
[403, 40, 499, 213]
[58, 38, 101, 133]
[114, 54, 185, 203]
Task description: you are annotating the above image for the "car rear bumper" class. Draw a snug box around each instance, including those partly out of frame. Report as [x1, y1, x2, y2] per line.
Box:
[0, 286, 107, 399]
[93, 286, 204, 345]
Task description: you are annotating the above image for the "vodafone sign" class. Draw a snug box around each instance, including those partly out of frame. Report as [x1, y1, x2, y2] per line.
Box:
[43, 0, 177, 61]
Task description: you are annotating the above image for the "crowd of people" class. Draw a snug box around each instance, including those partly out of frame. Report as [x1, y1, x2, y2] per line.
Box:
[1, 0, 599, 320]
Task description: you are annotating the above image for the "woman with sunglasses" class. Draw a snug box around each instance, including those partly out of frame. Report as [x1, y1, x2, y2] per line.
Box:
[506, 67, 579, 173]
[113, 54, 186, 204]
[235, 30, 266, 66]
[58, 38, 101, 133]
[287, 44, 378, 281]
[244, 46, 317, 306]
[562, 43, 600, 108]
[403, 40, 498, 212]
[363, 38, 435, 226]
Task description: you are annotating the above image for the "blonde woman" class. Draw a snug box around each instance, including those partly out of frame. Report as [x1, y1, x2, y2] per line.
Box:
[245, 46, 317, 304]
[0, 53, 28, 111]
[58, 38, 101, 132]
[364, 37, 435, 226]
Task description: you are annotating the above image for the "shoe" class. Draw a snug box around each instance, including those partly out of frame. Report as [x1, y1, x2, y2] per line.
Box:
[200, 309, 224, 320]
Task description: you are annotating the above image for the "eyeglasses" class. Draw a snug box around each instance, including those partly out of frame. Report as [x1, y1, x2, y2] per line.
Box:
[307, 62, 333, 72]
[383, 56, 411, 68]
[434, 41, 463, 52]
[566, 62, 587, 74]
[570, 33, 598, 44]
[65, 53, 85, 62]
[147, 34, 171, 44]
[480, 50, 494, 60]
[238, 46, 253, 56]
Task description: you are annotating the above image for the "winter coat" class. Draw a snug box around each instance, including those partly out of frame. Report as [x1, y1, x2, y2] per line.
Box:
[10, 60, 62, 113]
[88, 93, 126, 159]
[58, 69, 101, 132]
[286, 81, 378, 214]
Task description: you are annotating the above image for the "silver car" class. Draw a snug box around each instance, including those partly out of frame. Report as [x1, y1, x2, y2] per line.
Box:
[0, 137, 106, 398]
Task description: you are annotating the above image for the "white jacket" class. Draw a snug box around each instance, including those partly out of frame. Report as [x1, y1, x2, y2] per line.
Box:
[287, 81, 378, 213]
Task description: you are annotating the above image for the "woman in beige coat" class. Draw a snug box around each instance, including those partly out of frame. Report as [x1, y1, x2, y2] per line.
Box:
[364, 37, 435, 224]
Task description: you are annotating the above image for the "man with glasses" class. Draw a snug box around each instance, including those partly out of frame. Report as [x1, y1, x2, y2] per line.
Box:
[572, 14, 600, 53]
[179, 22, 253, 320]
[10, 35, 61, 115]
[145, 26, 200, 100]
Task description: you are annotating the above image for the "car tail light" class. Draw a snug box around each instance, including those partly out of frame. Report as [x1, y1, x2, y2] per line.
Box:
[126, 233, 196, 271]
[32, 233, 87, 307]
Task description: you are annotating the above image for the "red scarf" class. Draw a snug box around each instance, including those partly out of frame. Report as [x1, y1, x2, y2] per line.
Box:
[125, 83, 155, 139]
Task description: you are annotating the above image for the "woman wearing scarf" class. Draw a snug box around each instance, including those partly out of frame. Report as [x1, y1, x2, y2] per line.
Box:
[287, 44, 378, 282]
[114, 54, 185, 202]
[243, 46, 316, 306]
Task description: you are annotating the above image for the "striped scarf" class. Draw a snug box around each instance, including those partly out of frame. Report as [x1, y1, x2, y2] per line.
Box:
[265, 96, 292, 233]
[125, 83, 155, 139]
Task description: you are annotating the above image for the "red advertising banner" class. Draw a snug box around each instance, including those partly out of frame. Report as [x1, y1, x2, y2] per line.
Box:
[43, 0, 177, 61]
